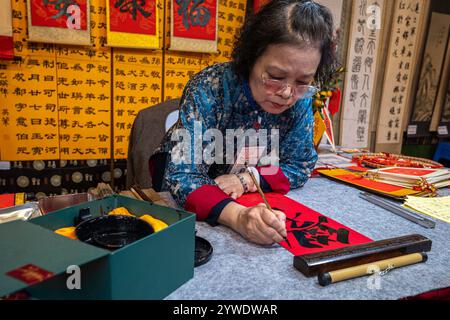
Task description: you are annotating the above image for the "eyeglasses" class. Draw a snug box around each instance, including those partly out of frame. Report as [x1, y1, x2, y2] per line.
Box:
[261, 73, 318, 100]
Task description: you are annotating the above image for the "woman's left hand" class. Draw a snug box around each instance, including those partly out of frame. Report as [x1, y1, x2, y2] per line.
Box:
[215, 173, 255, 199]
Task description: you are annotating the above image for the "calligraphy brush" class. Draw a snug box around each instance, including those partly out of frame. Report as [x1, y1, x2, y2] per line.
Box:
[244, 164, 290, 246]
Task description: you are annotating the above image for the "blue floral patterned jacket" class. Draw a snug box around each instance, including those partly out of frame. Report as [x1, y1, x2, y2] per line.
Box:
[152, 62, 317, 222]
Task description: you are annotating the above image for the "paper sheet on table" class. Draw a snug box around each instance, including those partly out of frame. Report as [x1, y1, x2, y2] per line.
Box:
[403, 196, 450, 224]
[237, 193, 372, 256]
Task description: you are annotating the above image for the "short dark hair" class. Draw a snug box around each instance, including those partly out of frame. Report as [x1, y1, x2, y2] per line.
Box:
[232, 0, 336, 80]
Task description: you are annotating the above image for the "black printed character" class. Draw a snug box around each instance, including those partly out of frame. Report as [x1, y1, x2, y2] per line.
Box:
[44, 0, 77, 20]
[286, 212, 349, 249]
[176, 0, 211, 30]
[114, 0, 152, 20]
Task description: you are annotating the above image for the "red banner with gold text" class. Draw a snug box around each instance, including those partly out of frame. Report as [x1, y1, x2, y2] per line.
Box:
[109, 0, 157, 35]
[173, 0, 216, 40]
[30, 0, 88, 30]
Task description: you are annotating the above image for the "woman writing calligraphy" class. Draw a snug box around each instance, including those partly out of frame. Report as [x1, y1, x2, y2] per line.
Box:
[150, 0, 335, 245]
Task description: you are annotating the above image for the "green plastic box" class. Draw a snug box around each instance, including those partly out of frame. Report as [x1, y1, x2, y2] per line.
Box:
[0, 195, 196, 299]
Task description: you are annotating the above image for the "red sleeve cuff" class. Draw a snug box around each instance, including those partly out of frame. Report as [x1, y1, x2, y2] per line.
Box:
[256, 165, 290, 194]
[184, 185, 232, 221]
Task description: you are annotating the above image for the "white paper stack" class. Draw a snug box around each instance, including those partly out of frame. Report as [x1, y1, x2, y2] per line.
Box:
[365, 167, 450, 189]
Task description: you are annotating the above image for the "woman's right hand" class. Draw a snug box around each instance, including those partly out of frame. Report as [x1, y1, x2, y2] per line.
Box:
[223, 203, 287, 245]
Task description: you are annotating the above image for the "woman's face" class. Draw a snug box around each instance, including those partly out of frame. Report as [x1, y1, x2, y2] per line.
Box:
[249, 43, 321, 115]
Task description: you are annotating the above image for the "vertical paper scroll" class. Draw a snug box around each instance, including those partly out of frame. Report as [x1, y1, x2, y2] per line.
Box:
[56, 52, 112, 160]
[27, 0, 91, 45]
[0, 0, 60, 161]
[0, 57, 60, 160]
[376, 0, 428, 145]
[0, 0, 14, 60]
[200, 0, 247, 67]
[106, 0, 160, 48]
[437, 76, 450, 137]
[170, 0, 218, 53]
[408, 12, 450, 137]
[340, 0, 385, 148]
[433, 21, 450, 137]
[113, 50, 163, 158]
[57, 0, 112, 160]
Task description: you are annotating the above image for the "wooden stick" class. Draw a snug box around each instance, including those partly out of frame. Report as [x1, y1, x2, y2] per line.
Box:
[129, 187, 143, 200]
[131, 185, 156, 204]
[244, 165, 273, 212]
[318, 252, 427, 286]
[244, 165, 289, 244]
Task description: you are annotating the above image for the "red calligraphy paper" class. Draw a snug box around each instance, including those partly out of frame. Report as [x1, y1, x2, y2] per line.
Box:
[333, 173, 404, 192]
[173, 0, 217, 41]
[380, 168, 437, 177]
[109, 0, 157, 35]
[236, 193, 372, 256]
[30, 0, 88, 30]
[0, 194, 15, 209]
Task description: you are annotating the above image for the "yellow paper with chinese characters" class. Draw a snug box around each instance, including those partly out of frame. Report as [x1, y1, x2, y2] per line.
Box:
[113, 54, 163, 158]
[403, 196, 450, 224]
[57, 54, 111, 159]
[0, 57, 60, 160]
[164, 51, 202, 100]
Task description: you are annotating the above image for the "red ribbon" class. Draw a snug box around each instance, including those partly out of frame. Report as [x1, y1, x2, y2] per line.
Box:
[328, 88, 341, 116]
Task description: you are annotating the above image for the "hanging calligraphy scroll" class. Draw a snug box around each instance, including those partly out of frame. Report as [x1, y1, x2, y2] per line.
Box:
[433, 20, 450, 138]
[437, 76, 450, 137]
[57, 56, 112, 160]
[26, 0, 90, 45]
[114, 50, 163, 158]
[0, 0, 61, 161]
[57, 0, 112, 160]
[170, 0, 218, 53]
[0, 57, 60, 161]
[340, 0, 385, 148]
[164, 52, 202, 100]
[0, 0, 14, 60]
[200, 0, 247, 67]
[376, 0, 429, 148]
[106, 0, 160, 49]
[408, 11, 450, 137]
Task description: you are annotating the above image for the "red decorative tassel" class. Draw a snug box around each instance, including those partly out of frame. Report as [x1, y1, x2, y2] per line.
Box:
[328, 88, 341, 116]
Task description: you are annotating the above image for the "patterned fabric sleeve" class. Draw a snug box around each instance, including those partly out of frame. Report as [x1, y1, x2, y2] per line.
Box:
[279, 98, 318, 188]
[257, 99, 318, 192]
[163, 78, 232, 221]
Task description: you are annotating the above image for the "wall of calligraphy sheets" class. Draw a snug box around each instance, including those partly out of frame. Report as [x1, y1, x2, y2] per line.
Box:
[0, 0, 247, 198]
[0, 0, 248, 162]
[375, 0, 430, 153]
